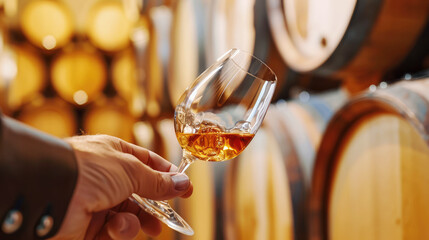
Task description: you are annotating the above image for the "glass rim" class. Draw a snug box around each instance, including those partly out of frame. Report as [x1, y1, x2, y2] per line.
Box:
[227, 48, 277, 82]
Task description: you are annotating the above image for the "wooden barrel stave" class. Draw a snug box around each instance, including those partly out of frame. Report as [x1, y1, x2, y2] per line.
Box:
[153, 119, 216, 240]
[206, 0, 289, 100]
[17, 97, 77, 138]
[51, 44, 107, 106]
[1, 44, 46, 112]
[19, 0, 74, 50]
[223, 128, 294, 240]
[224, 89, 348, 240]
[310, 77, 429, 240]
[267, 0, 429, 93]
[83, 97, 136, 142]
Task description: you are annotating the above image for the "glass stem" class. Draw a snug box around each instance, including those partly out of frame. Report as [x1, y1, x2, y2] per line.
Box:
[177, 153, 195, 173]
[158, 154, 194, 204]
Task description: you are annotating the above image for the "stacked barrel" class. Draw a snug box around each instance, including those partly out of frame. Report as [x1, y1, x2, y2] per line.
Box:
[221, 0, 429, 240]
[0, 0, 213, 239]
[1, 0, 429, 239]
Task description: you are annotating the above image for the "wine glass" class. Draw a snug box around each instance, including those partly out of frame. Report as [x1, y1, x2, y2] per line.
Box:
[131, 48, 277, 235]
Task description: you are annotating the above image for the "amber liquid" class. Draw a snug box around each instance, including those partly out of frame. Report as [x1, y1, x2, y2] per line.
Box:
[176, 130, 254, 162]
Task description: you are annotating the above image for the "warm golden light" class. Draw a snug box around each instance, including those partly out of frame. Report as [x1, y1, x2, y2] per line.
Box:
[112, 49, 145, 117]
[131, 27, 150, 46]
[42, 35, 57, 50]
[20, 0, 73, 49]
[51, 48, 106, 105]
[0, 50, 17, 84]
[84, 98, 136, 142]
[18, 98, 77, 138]
[86, 2, 132, 52]
[8, 46, 46, 110]
[73, 90, 88, 105]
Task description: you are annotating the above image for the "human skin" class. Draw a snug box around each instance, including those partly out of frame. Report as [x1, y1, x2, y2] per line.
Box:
[49, 135, 193, 240]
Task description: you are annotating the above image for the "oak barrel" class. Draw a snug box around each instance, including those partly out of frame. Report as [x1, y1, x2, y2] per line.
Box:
[155, 119, 216, 240]
[17, 97, 77, 138]
[206, 0, 289, 99]
[310, 77, 429, 240]
[19, 0, 73, 50]
[85, 0, 132, 52]
[111, 48, 145, 118]
[0, 44, 46, 112]
[83, 97, 136, 143]
[167, 0, 200, 108]
[51, 44, 106, 106]
[267, 0, 429, 92]
[224, 89, 347, 240]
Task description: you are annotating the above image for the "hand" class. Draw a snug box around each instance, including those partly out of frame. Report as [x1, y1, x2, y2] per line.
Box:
[49, 135, 193, 240]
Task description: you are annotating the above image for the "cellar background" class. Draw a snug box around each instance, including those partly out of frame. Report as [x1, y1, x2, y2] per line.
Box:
[0, 0, 429, 239]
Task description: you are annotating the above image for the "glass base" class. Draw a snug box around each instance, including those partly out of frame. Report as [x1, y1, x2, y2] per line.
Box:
[130, 193, 194, 236]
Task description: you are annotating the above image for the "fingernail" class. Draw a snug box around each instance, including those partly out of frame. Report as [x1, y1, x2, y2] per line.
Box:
[171, 174, 190, 191]
[169, 165, 179, 173]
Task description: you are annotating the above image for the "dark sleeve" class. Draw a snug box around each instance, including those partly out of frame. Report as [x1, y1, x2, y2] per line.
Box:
[0, 115, 78, 239]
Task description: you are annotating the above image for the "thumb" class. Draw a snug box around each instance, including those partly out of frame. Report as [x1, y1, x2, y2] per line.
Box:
[99, 212, 140, 240]
[134, 165, 191, 200]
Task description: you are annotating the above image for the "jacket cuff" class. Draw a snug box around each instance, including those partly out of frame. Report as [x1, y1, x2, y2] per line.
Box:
[0, 116, 78, 239]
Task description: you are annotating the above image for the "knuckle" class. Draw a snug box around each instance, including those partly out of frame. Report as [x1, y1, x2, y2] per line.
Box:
[126, 159, 145, 191]
[154, 173, 170, 198]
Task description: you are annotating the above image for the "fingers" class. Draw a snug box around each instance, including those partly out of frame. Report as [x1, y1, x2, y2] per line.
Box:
[181, 183, 193, 198]
[136, 208, 162, 236]
[92, 211, 140, 240]
[116, 140, 192, 200]
[84, 210, 110, 240]
[104, 212, 140, 240]
[132, 163, 191, 200]
[117, 139, 177, 172]
[111, 199, 162, 237]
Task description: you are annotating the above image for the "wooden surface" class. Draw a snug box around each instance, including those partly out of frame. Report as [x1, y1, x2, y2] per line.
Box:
[20, 0, 73, 50]
[5, 45, 46, 111]
[310, 78, 429, 240]
[224, 89, 347, 240]
[17, 97, 77, 138]
[83, 97, 136, 142]
[169, 0, 199, 108]
[111, 48, 145, 118]
[268, 0, 429, 93]
[329, 114, 429, 240]
[206, 0, 289, 99]
[154, 119, 216, 240]
[86, 1, 132, 52]
[223, 128, 294, 240]
[51, 45, 106, 106]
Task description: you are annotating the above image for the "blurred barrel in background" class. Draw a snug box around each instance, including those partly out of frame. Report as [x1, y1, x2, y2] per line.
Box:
[83, 97, 136, 143]
[1, 0, 429, 239]
[111, 48, 145, 117]
[310, 77, 429, 240]
[224, 89, 347, 240]
[223, 128, 293, 240]
[136, 7, 167, 118]
[206, 0, 291, 99]
[0, 44, 46, 112]
[384, 19, 429, 81]
[267, 0, 429, 93]
[156, 119, 216, 240]
[85, 0, 132, 52]
[133, 117, 218, 240]
[19, 0, 73, 50]
[17, 97, 77, 138]
[167, 0, 200, 108]
[51, 44, 106, 106]
[135, 0, 208, 117]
